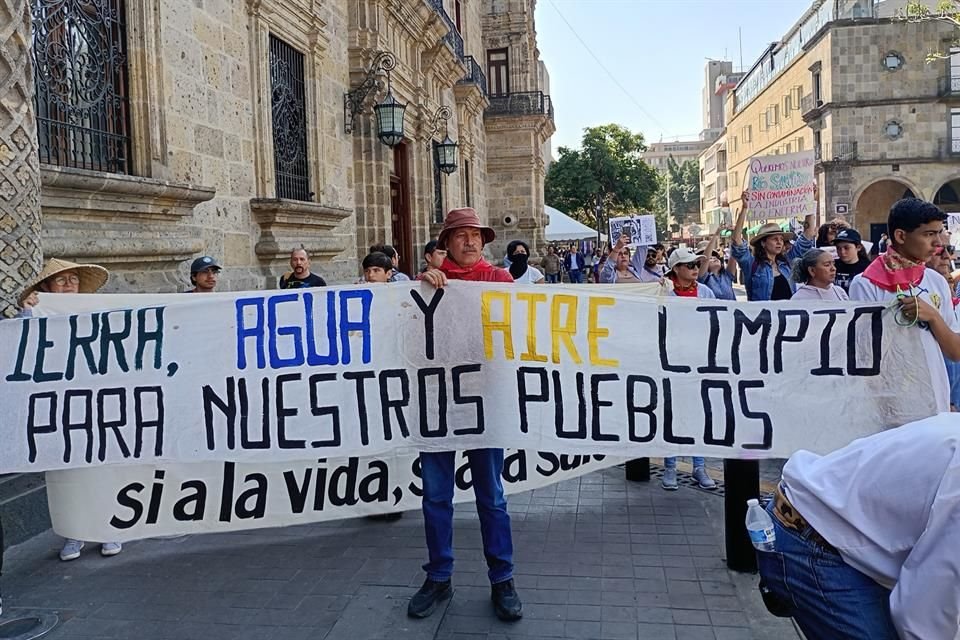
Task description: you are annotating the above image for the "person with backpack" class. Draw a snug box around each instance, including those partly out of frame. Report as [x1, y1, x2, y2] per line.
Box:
[730, 188, 818, 301]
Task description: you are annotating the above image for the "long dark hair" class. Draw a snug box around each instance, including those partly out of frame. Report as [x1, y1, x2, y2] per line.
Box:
[751, 237, 788, 266]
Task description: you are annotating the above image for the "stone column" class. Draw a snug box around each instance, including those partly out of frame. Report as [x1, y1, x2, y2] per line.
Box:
[0, 0, 41, 318]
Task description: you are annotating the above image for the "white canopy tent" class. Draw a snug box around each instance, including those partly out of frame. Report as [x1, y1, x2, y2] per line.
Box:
[545, 205, 606, 242]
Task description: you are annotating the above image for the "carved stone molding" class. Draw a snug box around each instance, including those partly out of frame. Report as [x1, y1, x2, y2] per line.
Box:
[41, 166, 216, 220]
[454, 82, 489, 119]
[38, 166, 214, 267]
[251, 198, 351, 262]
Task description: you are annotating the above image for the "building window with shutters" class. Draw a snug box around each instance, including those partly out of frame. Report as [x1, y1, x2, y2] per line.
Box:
[32, 0, 132, 174]
[487, 48, 509, 96]
[269, 35, 311, 201]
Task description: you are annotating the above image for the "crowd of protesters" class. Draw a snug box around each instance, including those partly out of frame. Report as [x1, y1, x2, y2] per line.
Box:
[6, 195, 960, 634]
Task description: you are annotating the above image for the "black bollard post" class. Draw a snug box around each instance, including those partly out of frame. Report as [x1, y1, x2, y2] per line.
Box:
[724, 459, 760, 572]
[625, 458, 650, 482]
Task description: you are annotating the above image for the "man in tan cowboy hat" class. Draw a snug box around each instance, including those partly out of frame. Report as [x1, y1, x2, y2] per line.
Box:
[18, 257, 110, 316]
[14, 258, 122, 561]
[411, 208, 521, 622]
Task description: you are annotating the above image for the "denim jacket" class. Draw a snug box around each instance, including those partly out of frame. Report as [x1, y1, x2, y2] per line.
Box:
[731, 234, 813, 301]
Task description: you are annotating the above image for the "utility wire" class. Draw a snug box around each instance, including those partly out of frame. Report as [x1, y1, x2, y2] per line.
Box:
[545, 0, 666, 134]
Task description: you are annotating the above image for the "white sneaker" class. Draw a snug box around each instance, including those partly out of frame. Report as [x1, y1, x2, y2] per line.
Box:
[693, 466, 717, 489]
[100, 542, 122, 557]
[661, 467, 679, 491]
[59, 539, 84, 561]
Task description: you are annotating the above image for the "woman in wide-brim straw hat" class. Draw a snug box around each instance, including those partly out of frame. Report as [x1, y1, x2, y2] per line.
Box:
[730, 187, 819, 301]
[19, 257, 109, 308]
[15, 258, 121, 560]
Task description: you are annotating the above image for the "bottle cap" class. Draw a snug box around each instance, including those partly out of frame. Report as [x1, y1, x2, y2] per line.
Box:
[746, 498, 759, 507]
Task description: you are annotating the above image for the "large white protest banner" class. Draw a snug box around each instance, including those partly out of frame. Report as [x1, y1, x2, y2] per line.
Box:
[747, 150, 816, 220]
[46, 451, 619, 541]
[0, 282, 936, 475]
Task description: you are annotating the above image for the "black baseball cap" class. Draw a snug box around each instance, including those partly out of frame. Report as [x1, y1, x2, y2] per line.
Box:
[190, 256, 222, 273]
[832, 229, 862, 245]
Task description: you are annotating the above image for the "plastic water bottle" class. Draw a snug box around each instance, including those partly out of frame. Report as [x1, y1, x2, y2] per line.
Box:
[745, 499, 776, 552]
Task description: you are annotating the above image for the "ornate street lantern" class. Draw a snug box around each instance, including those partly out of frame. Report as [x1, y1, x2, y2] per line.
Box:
[344, 51, 407, 147]
[374, 91, 406, 147]
[435, 133, 458, 174]
[427, 106, 458, 175]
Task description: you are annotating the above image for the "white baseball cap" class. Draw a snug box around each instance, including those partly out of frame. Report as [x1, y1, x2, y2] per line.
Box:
[667, 247, 706, 273]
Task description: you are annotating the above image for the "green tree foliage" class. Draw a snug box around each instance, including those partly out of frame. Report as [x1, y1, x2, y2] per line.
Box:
[651, 157, 701, 228]
[545, 124, 659, 233]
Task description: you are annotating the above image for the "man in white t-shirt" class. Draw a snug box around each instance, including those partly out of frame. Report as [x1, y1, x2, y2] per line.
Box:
[848, 198, 960, 412]
[757, 413, 960, 640]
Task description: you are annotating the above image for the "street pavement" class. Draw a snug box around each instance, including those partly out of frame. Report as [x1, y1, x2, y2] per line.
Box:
[0, 464, 800, 640]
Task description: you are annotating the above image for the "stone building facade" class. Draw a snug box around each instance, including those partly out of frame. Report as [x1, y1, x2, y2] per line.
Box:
[22, 0, 553, 293]
[724, 0, 960, 243]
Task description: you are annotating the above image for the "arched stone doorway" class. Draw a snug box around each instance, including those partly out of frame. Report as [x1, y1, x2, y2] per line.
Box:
[855, 179, 919, 244]
[934, 177, 960, 213]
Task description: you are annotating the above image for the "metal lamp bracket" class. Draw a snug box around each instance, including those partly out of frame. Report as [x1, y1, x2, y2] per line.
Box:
[343, 51, 398, 134]
[425, 105, 453, 148]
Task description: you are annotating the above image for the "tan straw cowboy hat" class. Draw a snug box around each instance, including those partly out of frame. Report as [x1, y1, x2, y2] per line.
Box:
[749, 222, 795, 248]
[19, 257, 109, 303]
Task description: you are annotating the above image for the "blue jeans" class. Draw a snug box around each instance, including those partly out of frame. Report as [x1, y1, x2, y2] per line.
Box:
[568, 270, 583, 283]
[420, 449, 514, 584]
[545, 273, 559, 283]
[663, 456, 705, 469]
[757, 501, 897, 639]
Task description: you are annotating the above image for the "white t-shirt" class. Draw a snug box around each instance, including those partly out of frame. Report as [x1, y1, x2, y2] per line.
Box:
[512, 266, 544, 284]
[782, 414, 960, 640]
[848, 268, 958, 412]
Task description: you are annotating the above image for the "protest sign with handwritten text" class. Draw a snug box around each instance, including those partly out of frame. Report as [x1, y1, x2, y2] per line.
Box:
[747, 150, 816, 220]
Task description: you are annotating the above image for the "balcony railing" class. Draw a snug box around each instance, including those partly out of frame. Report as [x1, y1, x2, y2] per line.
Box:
[428, 0, 464, 60]
[938, 76, 960, 98]
[815, 141, 858, 163]
[458, 55, 488, 97]
[486, 91, 554, 118]
[800, 93, 823, 117]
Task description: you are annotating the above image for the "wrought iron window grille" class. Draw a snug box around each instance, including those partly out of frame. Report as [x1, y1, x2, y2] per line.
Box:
[269, 34, 312, 201]
[32, 0, 133, 174]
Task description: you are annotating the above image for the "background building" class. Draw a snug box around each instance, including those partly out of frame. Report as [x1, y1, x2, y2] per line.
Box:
[724, 0, 960, 242]
[26, 0, 554, 292]
[482, 0, 556, 259]
[698, 62, 744, 230]
[641, 138, 712, 175]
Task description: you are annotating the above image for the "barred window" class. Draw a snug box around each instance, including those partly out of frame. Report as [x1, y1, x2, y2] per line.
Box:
[32, 0, 132, 174]
[269, 35, 311, 201]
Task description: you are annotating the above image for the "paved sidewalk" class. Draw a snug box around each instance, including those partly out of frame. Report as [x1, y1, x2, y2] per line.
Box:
[0, 466, 800, 640]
